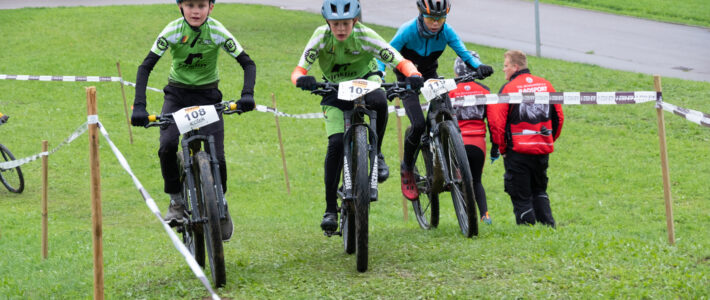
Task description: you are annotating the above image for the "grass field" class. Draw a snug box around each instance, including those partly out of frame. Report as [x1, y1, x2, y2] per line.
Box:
[1, 4, 709, 299]
[536, 0, 710, 28]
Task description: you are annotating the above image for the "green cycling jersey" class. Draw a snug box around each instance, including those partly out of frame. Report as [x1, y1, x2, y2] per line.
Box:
[297, 22, 408, 83]
[151, 17, 244, 87]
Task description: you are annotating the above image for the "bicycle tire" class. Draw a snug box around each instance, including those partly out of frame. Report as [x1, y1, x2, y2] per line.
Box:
[341, 200, 355, 254]
[0, 143, 24, 193]
[178, 151, 205, 268]
[406, 127, 439, 229]
[441, 121, 478, 237]
[353, 125, 370, 272]
[196, 151, 226, 287]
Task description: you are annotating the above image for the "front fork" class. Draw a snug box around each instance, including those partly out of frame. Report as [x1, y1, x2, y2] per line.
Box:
[342, 106, 379, 202]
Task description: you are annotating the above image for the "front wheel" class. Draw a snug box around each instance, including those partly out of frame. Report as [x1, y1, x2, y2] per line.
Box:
[352, 125, 370, 272]
[196, 151, 226, 287]
[441, 121, 478, 238]
[0, 144, 24, 193]
[178, 151, 205, 267]
[407, 127, 439, 230]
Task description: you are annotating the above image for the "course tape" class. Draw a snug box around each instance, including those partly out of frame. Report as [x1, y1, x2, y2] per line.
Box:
[453, 91, 661, 106]
[0, 74, 121, 82]
[657, 101, 710, 128]
[0, 122, 88, 170]
[97, 122, 221, 300]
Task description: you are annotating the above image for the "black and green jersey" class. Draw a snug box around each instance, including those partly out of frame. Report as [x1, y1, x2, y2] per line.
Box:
[151, 17, 244, 87]
[297, 22, 407, 83]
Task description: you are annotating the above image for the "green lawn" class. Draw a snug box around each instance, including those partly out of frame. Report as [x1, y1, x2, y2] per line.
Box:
[1, 4, 709, 299]
[536, 0, 710, 28]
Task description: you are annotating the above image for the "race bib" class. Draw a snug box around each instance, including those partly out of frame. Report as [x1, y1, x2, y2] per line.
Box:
[338, 79, 381, 101]
[421, 78, 457, 101]
[173, 105, 220, 134]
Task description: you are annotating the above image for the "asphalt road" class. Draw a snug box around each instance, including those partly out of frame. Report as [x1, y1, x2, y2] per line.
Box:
[2, 0, 709, 82]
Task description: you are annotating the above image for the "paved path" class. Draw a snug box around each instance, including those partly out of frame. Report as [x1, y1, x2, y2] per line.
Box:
[3, 0, 709, 82]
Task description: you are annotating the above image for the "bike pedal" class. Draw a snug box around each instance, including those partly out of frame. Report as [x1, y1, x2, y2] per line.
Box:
[165, 217, 186, 228]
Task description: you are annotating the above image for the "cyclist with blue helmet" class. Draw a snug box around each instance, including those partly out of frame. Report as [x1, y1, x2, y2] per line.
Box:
[377, 0, 494, 201]
[292, 0, 424, 231]
[130, 0, 257, 241]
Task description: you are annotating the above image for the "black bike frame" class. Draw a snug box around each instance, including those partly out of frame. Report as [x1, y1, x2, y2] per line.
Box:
[423, 90, 461, 192]
[180, 132, 227, 226]
[341, 100, 379, 202]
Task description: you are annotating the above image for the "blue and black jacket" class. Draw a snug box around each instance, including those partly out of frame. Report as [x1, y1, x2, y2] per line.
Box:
[377, 17, 481, 79]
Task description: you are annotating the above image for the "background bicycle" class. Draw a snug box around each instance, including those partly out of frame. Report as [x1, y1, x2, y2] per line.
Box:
[387, 73, 482, 237]
[0, 113, 25, 194]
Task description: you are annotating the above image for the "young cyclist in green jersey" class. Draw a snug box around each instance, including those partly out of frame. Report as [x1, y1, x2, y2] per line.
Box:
[130, 0, 257, 241]
[292, 0, 424, 231]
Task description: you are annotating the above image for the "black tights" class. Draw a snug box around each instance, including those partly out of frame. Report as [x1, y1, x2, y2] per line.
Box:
[465, 145, 488, 218]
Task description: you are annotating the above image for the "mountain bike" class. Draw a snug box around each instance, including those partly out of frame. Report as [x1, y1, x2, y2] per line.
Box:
[146, 100, 239, 287]
[309, 79, 402, 272]
[0, 114, 25, 194]
[386, 73, 482, 238]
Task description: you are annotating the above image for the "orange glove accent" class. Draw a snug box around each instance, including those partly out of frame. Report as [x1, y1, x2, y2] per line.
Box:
[291, 66, 308, 85]
[395, 60, 422, 78]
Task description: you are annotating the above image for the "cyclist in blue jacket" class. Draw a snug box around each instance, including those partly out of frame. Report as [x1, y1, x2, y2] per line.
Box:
[378, 0, 494, 200]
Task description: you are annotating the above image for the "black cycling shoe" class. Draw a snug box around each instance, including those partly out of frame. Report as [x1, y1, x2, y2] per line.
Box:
[377, 153, 389, 183]
[320, 212, 338, 232]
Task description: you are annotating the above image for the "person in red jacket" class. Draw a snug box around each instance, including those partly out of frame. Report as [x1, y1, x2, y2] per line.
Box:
[487, 50, 564, 227]
[449, 52, 494, 225]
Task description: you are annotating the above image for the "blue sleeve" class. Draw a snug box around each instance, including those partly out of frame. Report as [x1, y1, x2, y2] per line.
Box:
[444, 25, 481, 68]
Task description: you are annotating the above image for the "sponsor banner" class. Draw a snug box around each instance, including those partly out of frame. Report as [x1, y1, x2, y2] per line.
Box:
[452, 91, 661, 106]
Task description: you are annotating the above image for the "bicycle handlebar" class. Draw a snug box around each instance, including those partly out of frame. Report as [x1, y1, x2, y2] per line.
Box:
[145, 100, 239, 128]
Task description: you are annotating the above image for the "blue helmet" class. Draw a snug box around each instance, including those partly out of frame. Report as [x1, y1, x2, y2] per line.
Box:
[321, 0, 361, 20]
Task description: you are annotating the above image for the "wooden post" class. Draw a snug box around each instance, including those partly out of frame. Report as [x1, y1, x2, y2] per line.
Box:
[41, 140, 49, 259]
[86, 87, 104, 299]
[273, 93, 291, 195]
[654, 75, 675, 245]
[395, 98, 408, 221]
[116, 61, 134, 144]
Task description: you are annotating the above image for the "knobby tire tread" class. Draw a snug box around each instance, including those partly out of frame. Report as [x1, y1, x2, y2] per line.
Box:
[196, 152, 226, 287]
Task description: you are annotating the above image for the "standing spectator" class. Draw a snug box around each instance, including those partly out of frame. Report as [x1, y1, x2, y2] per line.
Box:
[449, 52, 494, 225]
[487, 50, 564, 227]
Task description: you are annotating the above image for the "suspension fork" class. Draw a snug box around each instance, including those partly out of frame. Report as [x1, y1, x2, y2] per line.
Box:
[342, 101, 379, 201]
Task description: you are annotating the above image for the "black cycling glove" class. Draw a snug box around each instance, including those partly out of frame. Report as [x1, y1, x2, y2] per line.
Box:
[130, 103, 150, 127]
[405, 75, 424, 90]
[236, 93, 255, 113]
[476, 64, 494, 78]
[296, 76, 317, 91]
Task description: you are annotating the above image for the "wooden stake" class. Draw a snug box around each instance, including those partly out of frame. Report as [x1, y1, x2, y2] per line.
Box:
[41, 140, 48, 259]
[86, 87, 104, 299]
[116, 61, 134, 144]
[395, 98, 408, 221]
[273, 93, 291, 195]
[654, 75, 675, 245]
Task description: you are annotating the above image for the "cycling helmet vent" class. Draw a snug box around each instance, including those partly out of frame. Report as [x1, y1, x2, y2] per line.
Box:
[322, 0, 361, 20]
[416, 0, 450, 17]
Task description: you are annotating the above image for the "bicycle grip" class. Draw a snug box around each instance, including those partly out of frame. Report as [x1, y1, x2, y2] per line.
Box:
[148, 115, 157, 122]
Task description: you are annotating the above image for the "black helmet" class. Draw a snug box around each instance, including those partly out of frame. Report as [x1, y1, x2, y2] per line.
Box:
[454, 51, 480, 76]
[416, 0, 450, 17]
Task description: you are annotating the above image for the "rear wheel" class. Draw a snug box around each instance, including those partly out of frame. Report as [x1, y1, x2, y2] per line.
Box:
[441, 121, 478, 238]
[0, 144, 24, 193]
[196, 152, 226, 287]
[408, 127, 439, 229]
[353, 126, 370, 272]
[178, 151, 205, 267]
